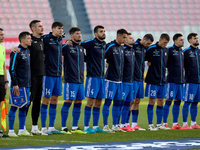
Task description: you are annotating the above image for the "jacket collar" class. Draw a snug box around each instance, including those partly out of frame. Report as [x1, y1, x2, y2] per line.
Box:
[173, 44, 182, 51]
[124, 44, 132, 50]
[49, 32, 62, 41]
[18, 44, 28, 50]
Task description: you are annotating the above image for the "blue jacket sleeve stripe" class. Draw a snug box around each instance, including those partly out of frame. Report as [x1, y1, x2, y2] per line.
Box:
[106, 43, 115, 53]
[147, 45, 156, 51]
[81, 39, 93, 43]
[62, 44, 67, 48]
[11, 52, 17, 71]
[167, 46, 174, 49]
[183, 47, 190, 53]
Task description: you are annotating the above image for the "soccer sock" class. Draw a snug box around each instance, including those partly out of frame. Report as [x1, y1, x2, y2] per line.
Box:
[61, 102, 72, 128]
[163, 100, 172, 124]
[8, 106, 17, 130]
[182, 101, 191, 123]
[156, 105, 163, 125]
[172, 101, 181, 124]
[112, 100, 121, 126]
[102, 99, 112, 126]
[40, 104, 48, 128]
[132, 110, 139, 127]
[147, 104, 154, 125]
[19, 107, 27, 130]
[93, 107, 100, 127]
[84, 106, 91, 127]
[72, 103, 82, 128]
[49, 103, 57, 128]
[126, 110, 131, 125]
[190, 102, 198, 123]
[118, 101, 124, 125]
[121, 101, 130, 125]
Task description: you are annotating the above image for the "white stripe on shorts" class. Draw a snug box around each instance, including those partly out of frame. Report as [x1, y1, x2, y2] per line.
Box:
[105, 80, 109, 98]
[86, 77, 92, 97]
[66, 83, 69, 100]
[184, 83, 189, 101]
[42, 76, 46, 96]
[166, 83, 170, 99]
[148, 84, 151, 97]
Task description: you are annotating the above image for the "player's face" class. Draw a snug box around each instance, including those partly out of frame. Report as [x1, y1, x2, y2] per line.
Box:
[0, 30, 5, 43]
[24, 35, 32, 46]
[52, 26, 63, 37]
[190, 36, 199, 46]
[175, 36, 184, 48]
[96, 28, 106, 40]
[126, 35, 135, 45]
[158, 39, 169, 48]
[143, 39, 153, 48]
[118, 33, 127, 44]
[72, 31, 81, 43]
[35, 22, 44, 35]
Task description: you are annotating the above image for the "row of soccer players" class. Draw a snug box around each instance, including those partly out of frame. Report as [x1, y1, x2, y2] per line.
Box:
[7, 20, 200, 137]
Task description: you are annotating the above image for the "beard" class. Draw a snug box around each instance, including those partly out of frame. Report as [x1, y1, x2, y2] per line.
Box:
[74, 39, 81, 43]
[98, 35, 105, 40]
[194, 43, 199, 46]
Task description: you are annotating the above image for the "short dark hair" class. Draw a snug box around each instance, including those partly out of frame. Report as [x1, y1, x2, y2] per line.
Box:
[173, 33, 183, 41]
[0, 28, 3, 31]
[69, 27, 81, 34]
[52, 21, 63, 29]
[18, 31, 31, 42]
[187, 33, 198, 42]
[94, 25, 104, 33]
[127, 32, 132, 35]
[143, 34, 154, 42]
[117, 29, 128, 35]
[160, 33, 170, 41]
[29, 20, 41, 31]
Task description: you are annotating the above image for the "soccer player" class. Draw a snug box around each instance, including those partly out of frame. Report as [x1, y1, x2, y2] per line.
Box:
[40, 22, 64, 134]
[103, 29, 128, 132]
[162, 33, 184, 130]
[61, 27, 86, 134]
[145, 33, 170, 131]
[181, 33, 200, 130]
[0, 28, 9, 137]
[8, 31, 32, 137]
[130, 34, 154, 131]
[120, 33, 135, 132]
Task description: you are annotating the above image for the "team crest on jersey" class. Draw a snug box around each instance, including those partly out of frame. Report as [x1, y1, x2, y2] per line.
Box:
[133, 52, 135, 55]
[121, 50, 123, 53]
[165, 52, 167, 56]
[80, 49, 82, 52]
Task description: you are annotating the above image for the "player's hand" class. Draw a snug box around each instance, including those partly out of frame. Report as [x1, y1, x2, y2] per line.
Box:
[66, 40, 73, 46]
[4, 82, 8, 95]
[12, 85, 19, 96]
[106, 63, 109, 68]
[11, 47, 20, 53]
[147, 62, 151, 66]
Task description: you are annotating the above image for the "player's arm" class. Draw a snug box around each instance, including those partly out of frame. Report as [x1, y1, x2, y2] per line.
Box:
[62, 44, 68, 56]
[81, 40, 92, 49]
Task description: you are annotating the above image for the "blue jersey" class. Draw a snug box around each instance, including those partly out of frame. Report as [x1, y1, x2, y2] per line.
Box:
[123, 44, 135, 83]
[62, 41, 85, 83]
[134, 39, 147, 81]
[145, 42, 169, 85]
[81, 37, 106, 78]
[43, 32, 62, 77]
[9, 45, 31, 87]
[167, 44, 185, 84]
[105, 40, 124, 82]
[183, 45, 200, 83]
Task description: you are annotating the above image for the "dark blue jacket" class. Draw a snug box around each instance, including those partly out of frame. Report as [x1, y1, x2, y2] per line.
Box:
[145, 42, 169, 85]
[81, 37, 106, 78]
[62, 41, 85, 83]
[183, 45, 200, 83]
[105, 40, 124, 81]
[167, 44, 185, 84]
[9, 45, 31, 87]
[123, 44, 135, 83]
[43, 32, 62, 77]
[134, 39, 147, 81]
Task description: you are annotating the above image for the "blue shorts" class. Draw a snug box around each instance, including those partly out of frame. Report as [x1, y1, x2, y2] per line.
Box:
[133, 80, 144, 99]
[42, 76, 62, 97]
[183, 83, 200, 102]
[9, 87, 30, 105]
[122, 82, 133, 101]
[166, 83, 183, 100]
[145, 83, 166, 99]
[85, 77, 105, 99]
[63, 83, 85, 100]
[105, 80, 123, 100]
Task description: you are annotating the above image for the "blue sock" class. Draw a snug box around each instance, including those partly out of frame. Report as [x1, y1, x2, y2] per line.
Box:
[61, 102, 72, 128]
[182, 102, 191, 122]
[172, 101, 181, 123]
[93, 107, 100, 127]
[132, 110, 139, 124]
[163, 100, 172, 124]
[84, 106, 91, 127]
[190, 102, 198, 122]
[126, 111, 131, 124]
[49, 103, 57, 128]
[8, 106, 17, 130]
[118, 101, 124, 124]
[73, 103, 82, 127]
[40, 104, 48, 128]
[156, 105, 163, 125]
[19, 107, 27, 129]
[147, 104, 154, 125]
[112, 100, 121, 125]
[121, 101, 130, 124]
[103, 99, 112, 126]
